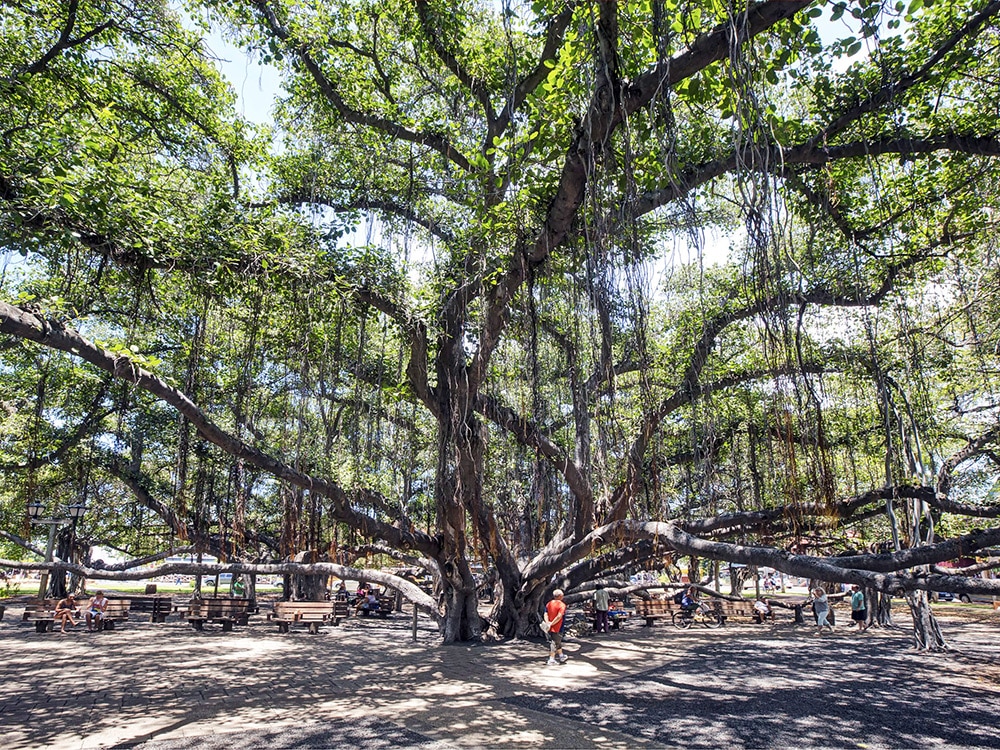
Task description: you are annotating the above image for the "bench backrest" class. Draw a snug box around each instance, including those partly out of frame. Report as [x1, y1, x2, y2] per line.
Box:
[27, 598, 129, 618]
[98, 600, 130, 618]
[114, 596, 171, 612]
[187, 597, 250, 618]
[636, 598, 676, 615]
[273, 601, 335, 617]
[23, 599, 60, 619]
[717, 601, 754, 616]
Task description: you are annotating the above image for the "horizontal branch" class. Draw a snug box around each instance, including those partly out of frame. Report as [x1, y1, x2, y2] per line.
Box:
[0, 558, 438, 614]
[627, 135, 1000, 221]
[526, 518, 1000, 598]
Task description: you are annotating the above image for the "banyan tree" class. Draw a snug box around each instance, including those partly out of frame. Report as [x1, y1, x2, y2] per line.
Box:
[2, 0, 1000, 648]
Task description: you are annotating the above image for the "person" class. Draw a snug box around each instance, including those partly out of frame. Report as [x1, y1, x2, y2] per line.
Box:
[232, 578, 246, 598]
[86, 590, 109, 631]
[810, 587, 834, 634]
[544, 589, 568, 665]
[357, 589, 380, 614]
[53, 594, 78, 633]
[753, 596, 773, 624]
[593, 584, 610, 634]
[335, 582, 348, 600]
[850, 585, 868, 632]
[680, 586, 699, 612]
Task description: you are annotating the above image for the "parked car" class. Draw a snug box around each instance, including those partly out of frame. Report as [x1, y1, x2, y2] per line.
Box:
[200, 573, 233, 587]
[937, 591, 992, 603]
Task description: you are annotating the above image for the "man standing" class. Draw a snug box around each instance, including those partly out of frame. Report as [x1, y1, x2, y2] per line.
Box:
[544, 589, 568, 665]
[593, 584, 610, 633]
[86, 590, 108, 631]
[850, 585, 868, 632]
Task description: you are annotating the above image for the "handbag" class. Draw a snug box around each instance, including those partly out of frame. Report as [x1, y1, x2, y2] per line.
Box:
[540, 616, 551, 633]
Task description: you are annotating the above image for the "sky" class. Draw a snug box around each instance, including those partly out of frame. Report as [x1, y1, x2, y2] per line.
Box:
[202, 31, 284, 126]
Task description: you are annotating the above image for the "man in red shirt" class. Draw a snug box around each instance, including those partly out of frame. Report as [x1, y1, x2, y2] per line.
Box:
[544, 589, 568, 665]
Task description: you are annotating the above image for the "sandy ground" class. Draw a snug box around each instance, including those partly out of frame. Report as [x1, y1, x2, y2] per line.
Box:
[1, 598, 998, 749]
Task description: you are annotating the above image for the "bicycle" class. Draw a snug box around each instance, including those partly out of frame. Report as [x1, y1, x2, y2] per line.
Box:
[671, 602, 723, 629]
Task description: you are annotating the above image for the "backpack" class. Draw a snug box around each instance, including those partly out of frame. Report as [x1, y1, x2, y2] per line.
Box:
[672, 590, 685, 604]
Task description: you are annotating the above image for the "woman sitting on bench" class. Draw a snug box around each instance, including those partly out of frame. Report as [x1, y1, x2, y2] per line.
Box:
[54, 594, 78, 633]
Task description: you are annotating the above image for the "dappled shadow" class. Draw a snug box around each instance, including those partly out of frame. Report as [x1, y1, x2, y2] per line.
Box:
[3, 601, 999, 749]
[121, 718, 444, 749]
[504, 625, 1000, 748]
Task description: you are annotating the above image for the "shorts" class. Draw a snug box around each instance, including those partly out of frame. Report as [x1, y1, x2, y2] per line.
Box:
[851, 609, 867, 622]
[546, 629, 563, 650]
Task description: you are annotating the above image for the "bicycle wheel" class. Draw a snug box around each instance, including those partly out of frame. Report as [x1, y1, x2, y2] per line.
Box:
[703, 612, 724, 629]
[672, 611, 692, 629]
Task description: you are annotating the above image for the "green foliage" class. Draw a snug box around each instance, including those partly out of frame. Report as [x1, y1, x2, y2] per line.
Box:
[2, 0, 1000, 593]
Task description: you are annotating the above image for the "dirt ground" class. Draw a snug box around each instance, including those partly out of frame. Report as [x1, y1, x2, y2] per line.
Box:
[1, 597, 998, 749]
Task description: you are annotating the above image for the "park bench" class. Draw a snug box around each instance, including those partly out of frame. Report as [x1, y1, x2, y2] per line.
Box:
[635, 597, 753, 626]
[581, 599, 630, 629]
[24, 598, 129, 632]
[332, 600, 351, 624]
[185, 597, 251, 631]
[268, 601, 349, 633]
[109, 595, 173, 623]
[635, 598, 677, 626]
[708, 599, 755, 624]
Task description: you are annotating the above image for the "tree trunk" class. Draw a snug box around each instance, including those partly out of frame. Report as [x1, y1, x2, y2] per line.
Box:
[906, 590, 947, 651]
[729, 564, 750, 595]
[490, 574, 549, 639]
[292, 550, 327, 600]
[868, 589, 894, 628]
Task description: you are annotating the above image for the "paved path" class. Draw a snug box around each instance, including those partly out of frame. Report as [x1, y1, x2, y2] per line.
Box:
[1, 602, 999, 749]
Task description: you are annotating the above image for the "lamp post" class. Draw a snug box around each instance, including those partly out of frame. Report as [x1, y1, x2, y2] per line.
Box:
[27, 501, 87, 600]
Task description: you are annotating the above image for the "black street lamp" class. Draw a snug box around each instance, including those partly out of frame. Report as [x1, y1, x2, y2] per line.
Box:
[27, 501, 87, 599]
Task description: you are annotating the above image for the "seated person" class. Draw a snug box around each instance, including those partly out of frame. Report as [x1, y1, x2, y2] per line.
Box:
[53, 594, 78, 633]
[85, 590, 109, 631]
[753, 596, 773, 623]
[334, 582, 349, 600]
[680, 586, 699, 612]
[357, 590, 380, 613]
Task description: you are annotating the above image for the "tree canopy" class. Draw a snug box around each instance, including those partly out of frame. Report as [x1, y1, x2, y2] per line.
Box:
[2, 0, 1000, 648]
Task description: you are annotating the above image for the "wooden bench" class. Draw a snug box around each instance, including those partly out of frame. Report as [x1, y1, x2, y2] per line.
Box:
[332, 600, 350, 624]
[185, 597, 251, 631]
[23, 599, 65, 632]
[635, 597, 753, 626]
[268, 601, 345, 633]
[582, 599, 630, 629]
[635, 598, 678, 626]
[708, 599, 755, 623]
[109, 595, 172, 623]
[24, 598, 129, 632]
